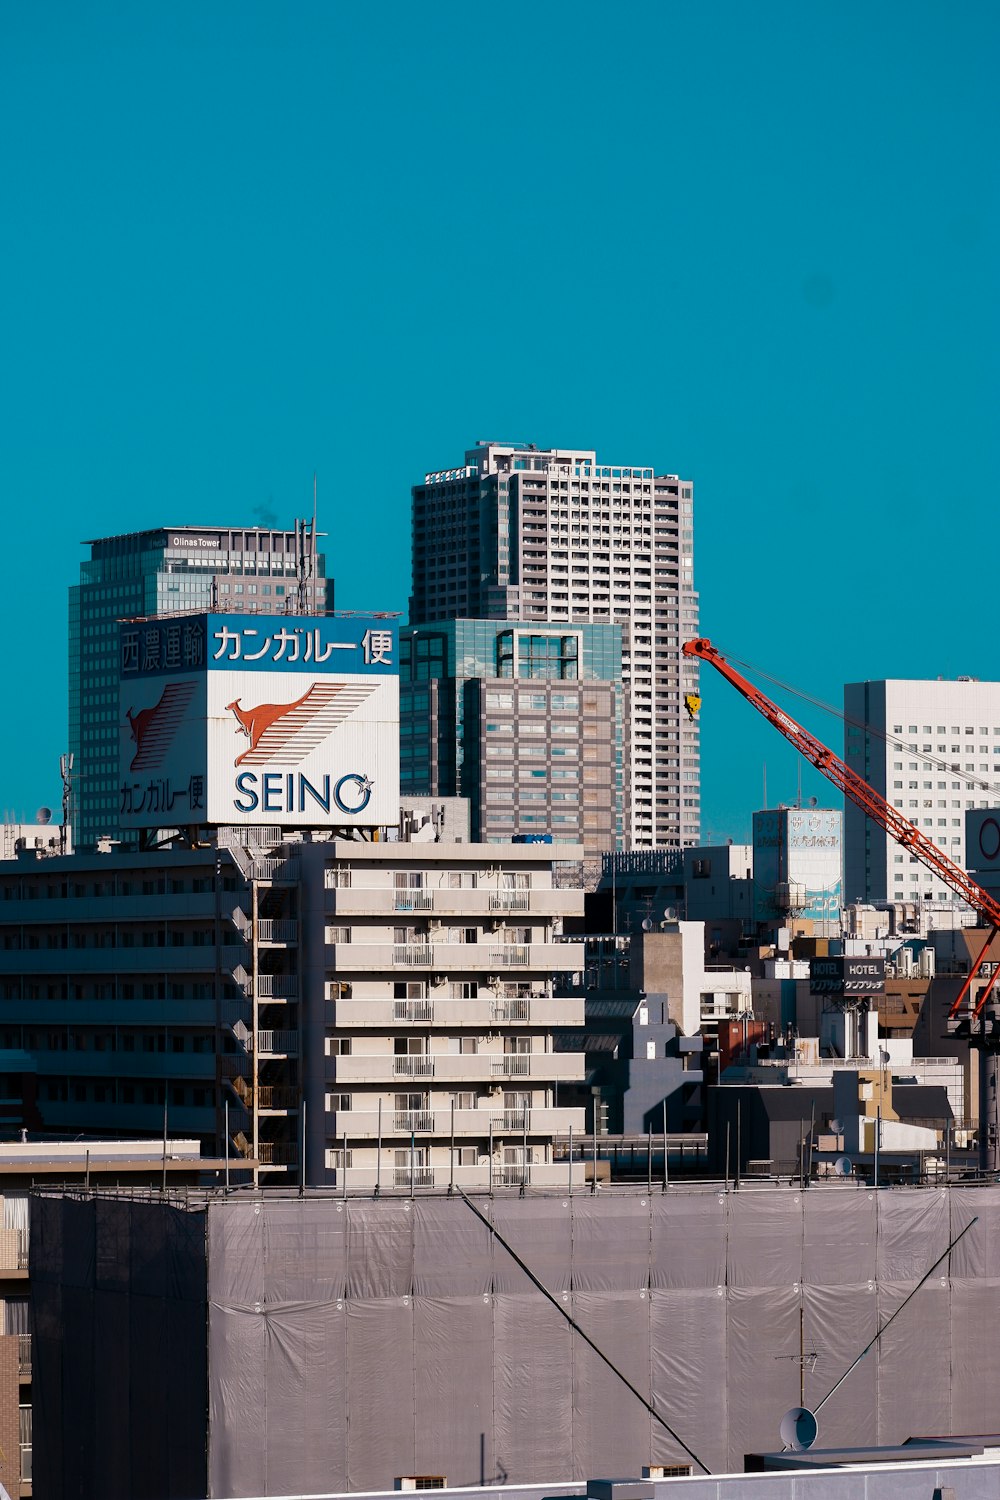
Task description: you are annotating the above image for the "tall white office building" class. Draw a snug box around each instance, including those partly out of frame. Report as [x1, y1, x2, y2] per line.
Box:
[844, 678, 1000, 905]
[410, 440, 701, 848]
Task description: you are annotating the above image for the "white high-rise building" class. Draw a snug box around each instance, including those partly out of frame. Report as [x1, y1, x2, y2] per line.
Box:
[410, 441, 701, 848]
[843, 678, 1000, 905]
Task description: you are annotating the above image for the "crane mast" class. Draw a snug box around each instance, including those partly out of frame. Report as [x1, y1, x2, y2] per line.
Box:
[682, 639, 1000, 1037]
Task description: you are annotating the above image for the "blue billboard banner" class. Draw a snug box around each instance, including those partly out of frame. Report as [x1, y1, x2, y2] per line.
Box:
[120, 614, 398, 679]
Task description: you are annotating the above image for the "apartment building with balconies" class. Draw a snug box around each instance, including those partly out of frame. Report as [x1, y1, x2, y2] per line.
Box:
[0, 825, 589, 1192]
[301, 837, 588, 1188]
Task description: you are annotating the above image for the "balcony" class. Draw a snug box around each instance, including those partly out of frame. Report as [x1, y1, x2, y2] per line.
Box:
[257, 1141, 297, 1168]
[258, 919, 297, 945]
[326, 941, 584, 974]
[332, 996, 584, 1029]
[324, 887, 583, 919]
[334, 1160, 588, 1192]
[332, 1106, 586, 1139]
[256, 1029, 299, 1057]
[329, 1052, 586, 1084]
[0, 1227, 29, 1272]
[18, 1334, 30, 1378]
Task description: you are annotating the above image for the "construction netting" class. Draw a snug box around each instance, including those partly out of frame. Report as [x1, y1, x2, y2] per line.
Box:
[30, 1185, 1000, 1497]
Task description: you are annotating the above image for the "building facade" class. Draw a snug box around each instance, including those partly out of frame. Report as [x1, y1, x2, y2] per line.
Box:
[399, 618, 623, 854]
[410, 441, 700, 848]
[0, 829, 587, 1191]
[70, 523, 332, 848]
[844, 679, 1000, 905]
[752, 807, 842, 925]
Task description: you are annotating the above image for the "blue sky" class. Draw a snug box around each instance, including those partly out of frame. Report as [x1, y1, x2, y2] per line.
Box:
[0, 2, 996, 837]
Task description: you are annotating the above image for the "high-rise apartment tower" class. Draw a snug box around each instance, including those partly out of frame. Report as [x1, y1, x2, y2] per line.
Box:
[410, 441, 700, 848]
[69, 523, 332, 848]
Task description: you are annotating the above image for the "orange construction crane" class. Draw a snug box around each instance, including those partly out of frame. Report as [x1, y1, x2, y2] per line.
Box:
[682, 638, 1000, 1037]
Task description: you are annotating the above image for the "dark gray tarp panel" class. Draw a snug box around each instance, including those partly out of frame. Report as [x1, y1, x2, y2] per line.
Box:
[950, 1278, 1000, 1427]
[726, 1285, 801, 1470]
[346, 1196, 413, 1297]
[571, 1195, 651, 1291]
[569, 1290, 652, 1476]
[413, 1295, 494, 1486]
[649, 1286, 727, 1475]
[32, 1194, 207, 1500]
[493, 1288, 574, 1481]
[801, 1282, 878, 1448]
[264, 1197, 348, 1302]
[726, 1190, 803, 1289]
[876, 1277, 953, 1443]
[208, 1301, 267, 1488]
[263, 1300, 348, 1491]
[949, 1186, 1000, 1276]
[346, 1296, 416, 1490]
[489, 1195, 573, 1295]
[802, 1188, 877, 1285]
[413, 1195, 493, 1296]
[649, 1189, 726, 1289]
[876, 1186, 950, 1282]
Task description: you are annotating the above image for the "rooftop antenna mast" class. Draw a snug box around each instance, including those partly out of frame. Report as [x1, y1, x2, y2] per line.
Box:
[59, 753, 73, 855]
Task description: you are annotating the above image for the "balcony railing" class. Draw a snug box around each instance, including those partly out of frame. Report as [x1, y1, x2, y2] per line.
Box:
[393, 1111, 434, 1133]
[393, 1056, 434, 1078]
[0, 1227, 29, 1272]
[257, 1141, 298, 1167]
[394, 892, 433, 912]
[394, 999, 434, 1022]
[256, 1028, 299, 1056]
[394, 944, 433, 966]
[489, 946, 530, 966]
[393, 1166, 434, 1188]
[491, 1109, 528, 1131]
[492, 1165, 530, 1187]
[256, 1085, 299, 1110]
[489, 891, 530, 913]
[492, 1055, 530, 1077]
[258, 919, 298, 944]
[17, 1335, 30, 1377]
[258, 973, 298, 999]
[490, 998, 529, 1023]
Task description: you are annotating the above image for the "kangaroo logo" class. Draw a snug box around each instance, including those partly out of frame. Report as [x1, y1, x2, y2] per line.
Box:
[225, 680, 378, 767]
[125, 681, 196, 771]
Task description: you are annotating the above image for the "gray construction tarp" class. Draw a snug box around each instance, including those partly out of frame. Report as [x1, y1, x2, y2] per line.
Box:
[31, 1185, 1000, 1497]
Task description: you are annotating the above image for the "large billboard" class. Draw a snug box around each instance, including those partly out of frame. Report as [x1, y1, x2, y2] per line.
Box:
[118, 613, 398, 828]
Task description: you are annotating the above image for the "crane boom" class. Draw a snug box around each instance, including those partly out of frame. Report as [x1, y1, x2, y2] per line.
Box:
[682, 638, 1000, 1024]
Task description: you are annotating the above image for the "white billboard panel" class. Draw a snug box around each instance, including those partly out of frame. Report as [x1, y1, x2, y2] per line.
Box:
[119, 613, 399, 829]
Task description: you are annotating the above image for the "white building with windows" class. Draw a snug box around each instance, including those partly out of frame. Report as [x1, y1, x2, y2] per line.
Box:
[410, 441, 701, 848]
[843, 678, 1000, 906]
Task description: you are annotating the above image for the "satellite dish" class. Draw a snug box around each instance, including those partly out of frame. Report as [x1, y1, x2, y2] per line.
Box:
[809, 796, 818, 807]
[36, 807, 52, 825]
[779, 1406, 818, 1451]
[833, 1156, 853, 1177]
[664, 907, 677, 920]
[641, 918, 653, 932]
[829, 1118, 843, 1135]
